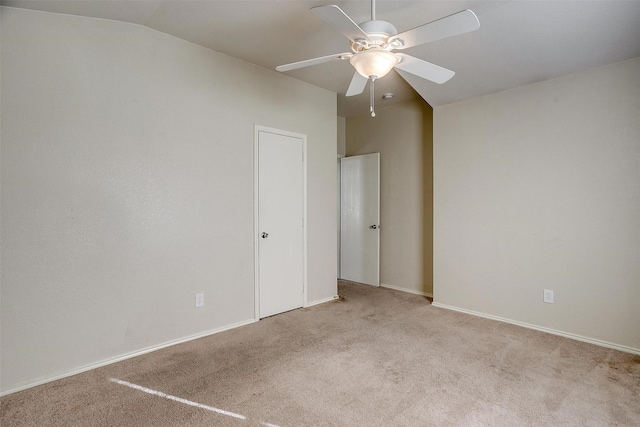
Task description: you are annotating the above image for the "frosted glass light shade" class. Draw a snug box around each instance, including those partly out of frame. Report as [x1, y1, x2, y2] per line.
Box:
[350, 49, 399, 79]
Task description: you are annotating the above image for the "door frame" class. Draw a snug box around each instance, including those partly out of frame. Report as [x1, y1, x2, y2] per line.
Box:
[337, 154, 345, 278]
[254, 125, 307, 321]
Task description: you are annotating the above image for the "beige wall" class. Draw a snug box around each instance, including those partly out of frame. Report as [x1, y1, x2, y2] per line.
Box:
[346, 99, 433, 296]
[0, 7, 337, 393]
[434, 58, 640, 352]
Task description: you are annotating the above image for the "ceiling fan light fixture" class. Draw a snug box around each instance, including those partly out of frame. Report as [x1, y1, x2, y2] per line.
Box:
[350, 49, 398, 79]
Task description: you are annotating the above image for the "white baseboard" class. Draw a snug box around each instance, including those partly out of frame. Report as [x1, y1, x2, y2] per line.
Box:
[305, 295, 340, 307]
[380, 282, 433, 298]
[0, 318, 257, 397]
[432, 302, 640, 356]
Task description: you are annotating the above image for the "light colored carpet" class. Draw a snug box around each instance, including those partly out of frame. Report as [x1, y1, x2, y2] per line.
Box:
[2, 280, 639, 426]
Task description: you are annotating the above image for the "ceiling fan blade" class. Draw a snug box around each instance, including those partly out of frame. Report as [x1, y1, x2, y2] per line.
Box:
[311, 5, 371, 42]
[394, 54, 455, 84]
[276, 52, 351, 72]
[345, 72, 368, 97]
[389, 9, 479, 50]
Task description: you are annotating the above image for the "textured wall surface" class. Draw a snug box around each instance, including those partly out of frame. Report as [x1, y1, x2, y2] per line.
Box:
[434, 58, 640, 351]
[1, 7, 337, 393]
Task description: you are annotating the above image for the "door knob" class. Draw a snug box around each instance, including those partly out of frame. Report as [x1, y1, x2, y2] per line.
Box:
[261, 232, 269, 238]
[370, 224, 378, 229]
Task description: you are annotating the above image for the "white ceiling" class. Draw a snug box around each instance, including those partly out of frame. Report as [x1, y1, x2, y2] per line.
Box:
[3, 0, 639, 117]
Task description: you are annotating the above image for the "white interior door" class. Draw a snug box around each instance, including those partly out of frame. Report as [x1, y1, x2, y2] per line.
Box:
[340, 153, 380, 286]
[256, 127, 305, 318]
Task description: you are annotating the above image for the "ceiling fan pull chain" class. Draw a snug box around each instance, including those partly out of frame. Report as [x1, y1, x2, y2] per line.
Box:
[370, 76, 376, 117]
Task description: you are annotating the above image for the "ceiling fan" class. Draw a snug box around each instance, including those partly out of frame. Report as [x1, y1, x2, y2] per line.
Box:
[276, 0, 480, 117]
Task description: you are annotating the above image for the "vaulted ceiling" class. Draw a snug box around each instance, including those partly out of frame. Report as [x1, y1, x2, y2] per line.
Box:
[3, 0, 639, 117]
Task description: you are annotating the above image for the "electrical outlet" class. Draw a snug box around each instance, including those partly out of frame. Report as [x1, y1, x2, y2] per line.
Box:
[195, 293, 204, 308]
[543, 289, 554, 304]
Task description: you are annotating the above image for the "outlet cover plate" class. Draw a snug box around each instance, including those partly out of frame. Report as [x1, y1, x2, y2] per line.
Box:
[543, 289, 554, 304]
[195, 293, 204, 307]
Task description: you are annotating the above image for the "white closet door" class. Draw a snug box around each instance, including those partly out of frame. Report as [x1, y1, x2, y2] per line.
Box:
[256, 128, 305, 318]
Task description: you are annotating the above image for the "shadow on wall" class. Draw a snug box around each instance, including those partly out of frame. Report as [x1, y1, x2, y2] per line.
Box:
[422, 103, 434, 297]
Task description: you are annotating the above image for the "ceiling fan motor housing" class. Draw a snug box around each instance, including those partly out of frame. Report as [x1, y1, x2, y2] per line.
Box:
[360, 20, 398, 46]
